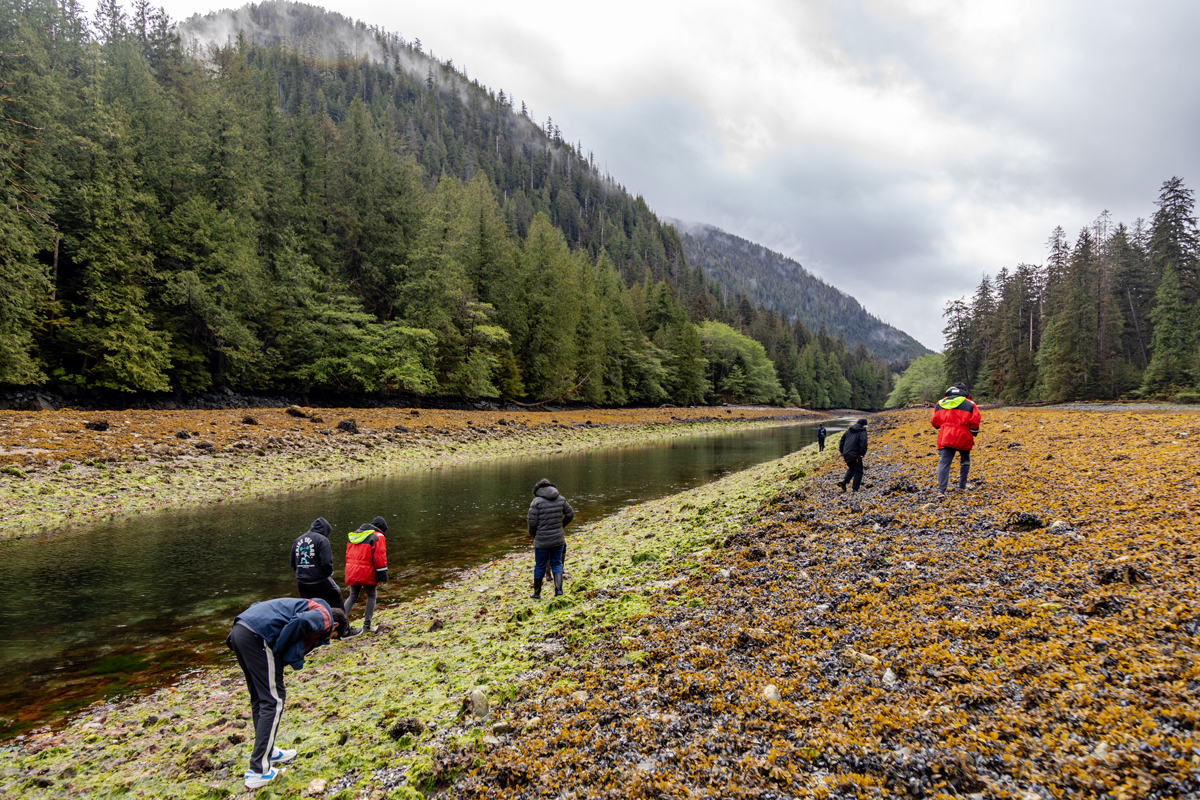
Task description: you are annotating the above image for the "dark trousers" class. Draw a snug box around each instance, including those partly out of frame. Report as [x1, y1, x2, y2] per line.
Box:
[345, 584, 377, 626]
[818, 438, 826, 451]
[298, 576, 343, 609]
[533, 546, 563, 580]
[841, 455, 864, 491]
[937, 447, 971, 492]
[227, 623, 286, 775]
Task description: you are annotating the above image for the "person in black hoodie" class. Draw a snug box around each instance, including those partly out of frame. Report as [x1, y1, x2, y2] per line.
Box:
[527, 478, 574, 599]
[837, 418, 869, 493]
[290, 517, 344, 611]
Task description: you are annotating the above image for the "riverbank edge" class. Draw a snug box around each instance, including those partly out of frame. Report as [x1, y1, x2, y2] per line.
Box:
[0, 408, 823, 544]
[0, 428, 840, 799]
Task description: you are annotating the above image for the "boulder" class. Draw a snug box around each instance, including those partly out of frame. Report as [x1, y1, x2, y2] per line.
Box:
[468, 687, 489, 719]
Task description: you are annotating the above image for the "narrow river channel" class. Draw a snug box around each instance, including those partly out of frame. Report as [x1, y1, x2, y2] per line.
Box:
[0, 420, 841, 736]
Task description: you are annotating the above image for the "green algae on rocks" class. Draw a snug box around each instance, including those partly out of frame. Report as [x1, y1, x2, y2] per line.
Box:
[0, 440, 835, 799]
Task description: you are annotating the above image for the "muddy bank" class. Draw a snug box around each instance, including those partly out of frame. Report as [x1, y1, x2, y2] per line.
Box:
[0, 405, 819, 542]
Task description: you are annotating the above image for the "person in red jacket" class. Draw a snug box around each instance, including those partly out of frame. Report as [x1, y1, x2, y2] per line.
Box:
[344, 516, 388, 633]
[931, 383, 982, 496]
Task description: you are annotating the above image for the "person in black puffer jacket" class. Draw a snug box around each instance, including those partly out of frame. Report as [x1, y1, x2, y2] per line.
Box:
[527, 478, 575, 599]
[290, 517, 344, 611]
[837, 418, 869, 493]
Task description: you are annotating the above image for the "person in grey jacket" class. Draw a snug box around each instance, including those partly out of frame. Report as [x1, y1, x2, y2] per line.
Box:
[527, 478, 575, 599]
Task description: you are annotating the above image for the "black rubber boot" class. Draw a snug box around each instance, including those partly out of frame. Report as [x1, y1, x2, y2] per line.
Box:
[837, 481, 847, 493]
[553, 573, 564, 597]
[530, 578, 543, 600]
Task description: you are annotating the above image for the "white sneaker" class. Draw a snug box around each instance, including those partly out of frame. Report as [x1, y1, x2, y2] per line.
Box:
[271, 747, 297, 763]
[244, 767, 281, 789]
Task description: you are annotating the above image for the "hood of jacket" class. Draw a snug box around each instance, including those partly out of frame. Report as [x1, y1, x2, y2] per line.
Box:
[938, 395, 969, 410]
[846, 423, 866, 434]
[308, 517, 332, 538]
[348, 524, 380, 545]
[535, 484, 560, 501]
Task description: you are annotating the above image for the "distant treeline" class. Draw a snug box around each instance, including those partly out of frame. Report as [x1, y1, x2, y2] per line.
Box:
[940, 178, 1200, 403]
[0, 0, 890, 409]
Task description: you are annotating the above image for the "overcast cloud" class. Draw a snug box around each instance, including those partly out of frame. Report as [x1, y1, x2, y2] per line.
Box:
[133, 0, 1200, 350]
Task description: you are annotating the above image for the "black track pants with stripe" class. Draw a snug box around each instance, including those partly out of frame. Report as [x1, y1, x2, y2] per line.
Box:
[227, 622, 286, 774]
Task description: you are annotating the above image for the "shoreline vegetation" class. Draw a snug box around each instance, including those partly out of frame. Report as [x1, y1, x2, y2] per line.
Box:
[4, 407, 1199, 799]
[0, 405, 821, 543]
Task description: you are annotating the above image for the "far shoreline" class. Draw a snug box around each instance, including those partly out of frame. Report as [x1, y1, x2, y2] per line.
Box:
[0, 405, 833, 543]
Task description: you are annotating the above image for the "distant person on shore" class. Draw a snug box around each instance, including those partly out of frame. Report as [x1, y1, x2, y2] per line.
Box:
[527, 478, 574, 599]
[226, 597, 347, 790]
[344, 516, 389, 634]
[837, 419, 869, 493]
[931, 383, 982, 497]
[290, 517, 344, 612]
[817, 424, 827, 451]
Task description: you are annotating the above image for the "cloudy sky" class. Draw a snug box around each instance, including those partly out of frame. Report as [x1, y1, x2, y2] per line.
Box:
[132, 0, 1200, 350]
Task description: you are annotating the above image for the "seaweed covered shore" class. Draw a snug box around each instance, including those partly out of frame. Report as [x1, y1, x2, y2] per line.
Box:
[450, 408, 1200, 799]
[5, 407, 1198, 799]
[0, 405, 816, 542]
[0, 413, 834, 798]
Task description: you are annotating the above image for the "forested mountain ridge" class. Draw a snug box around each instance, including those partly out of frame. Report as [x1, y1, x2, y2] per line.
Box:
[670, 220, 932, 363]
[0, 0, 892, 409]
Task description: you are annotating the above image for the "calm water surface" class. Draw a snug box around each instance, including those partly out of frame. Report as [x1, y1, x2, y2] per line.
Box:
[0, 420, 843, 736]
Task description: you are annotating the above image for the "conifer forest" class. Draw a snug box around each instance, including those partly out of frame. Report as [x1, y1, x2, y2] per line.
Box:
[941, 177, 1200, 404]
[0, 0, 892, 409]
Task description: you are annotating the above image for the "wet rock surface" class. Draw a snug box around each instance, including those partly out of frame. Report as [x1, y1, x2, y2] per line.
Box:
[445, 409, 1200, 799]
[6, 408, 1196, 799]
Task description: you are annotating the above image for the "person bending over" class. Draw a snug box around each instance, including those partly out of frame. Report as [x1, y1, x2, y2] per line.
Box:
[226, 597, 348, 789]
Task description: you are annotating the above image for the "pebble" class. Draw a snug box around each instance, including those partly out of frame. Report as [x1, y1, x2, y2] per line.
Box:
[883, 668, 899, 688]
[304, 778, 327, 796]
[762, 684, 781, 702]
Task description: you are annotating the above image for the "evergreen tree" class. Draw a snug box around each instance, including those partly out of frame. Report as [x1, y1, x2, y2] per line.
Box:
[1141, 264, 1190, 395]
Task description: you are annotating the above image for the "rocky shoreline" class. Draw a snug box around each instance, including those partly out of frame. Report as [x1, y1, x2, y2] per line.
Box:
[0, 405, 820, 542]
[0, 414, 834, 799]
[5, 407, 1192, 800]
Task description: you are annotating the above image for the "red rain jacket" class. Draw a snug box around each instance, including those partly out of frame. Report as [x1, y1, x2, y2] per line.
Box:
[931, 395, 982, 451]
[344, 530, 387, 586]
